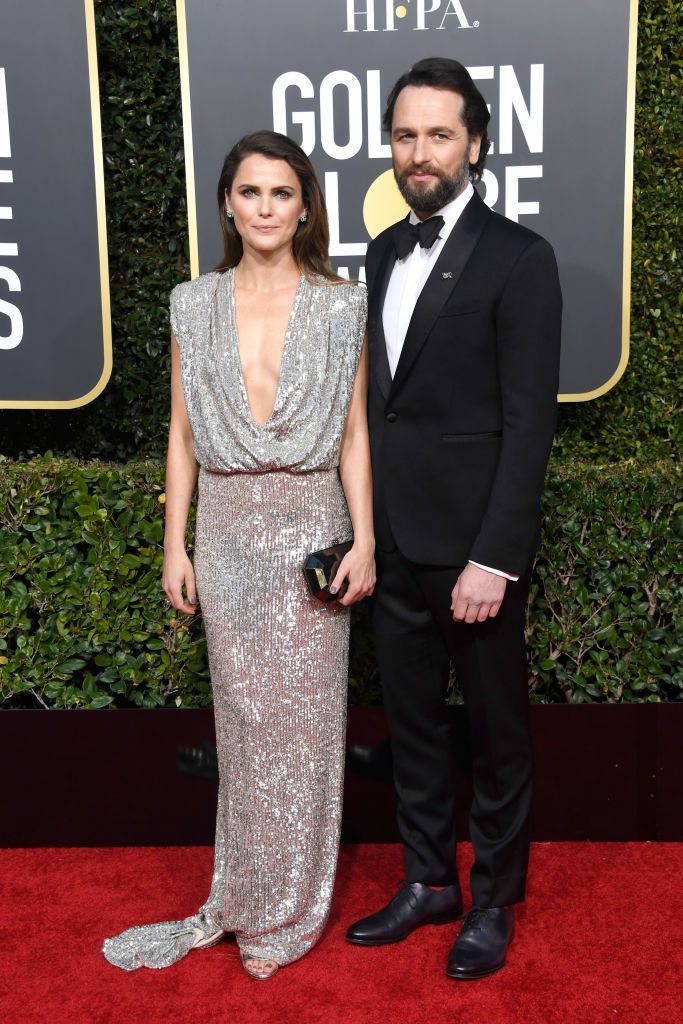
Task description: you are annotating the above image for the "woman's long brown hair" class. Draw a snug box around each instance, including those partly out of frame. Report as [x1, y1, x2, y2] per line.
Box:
[215, 130, 342, 283]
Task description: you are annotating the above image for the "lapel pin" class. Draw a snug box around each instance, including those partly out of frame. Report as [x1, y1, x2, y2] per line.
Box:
[442, 271, 453, 279]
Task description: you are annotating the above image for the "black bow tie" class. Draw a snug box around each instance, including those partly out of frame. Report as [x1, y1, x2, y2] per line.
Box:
[393, 215, 444, 260]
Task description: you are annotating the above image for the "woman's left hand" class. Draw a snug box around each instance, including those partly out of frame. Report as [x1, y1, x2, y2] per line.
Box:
[331, 543, 376, 606]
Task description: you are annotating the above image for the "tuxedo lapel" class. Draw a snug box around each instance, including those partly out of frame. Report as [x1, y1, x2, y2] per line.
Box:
[367, 231, 399, 400]
[389, 192, 489, 401]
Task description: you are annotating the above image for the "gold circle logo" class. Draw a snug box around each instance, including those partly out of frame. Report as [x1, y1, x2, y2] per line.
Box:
[363, 169, 410, 239]
[395, 4, 408, 17]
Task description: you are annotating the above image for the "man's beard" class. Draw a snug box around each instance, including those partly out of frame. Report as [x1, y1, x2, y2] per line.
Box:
[394, 152, 471, 214]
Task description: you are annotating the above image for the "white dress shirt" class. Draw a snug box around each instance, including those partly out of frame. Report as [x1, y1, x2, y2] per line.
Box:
[382, 183, 518, 582]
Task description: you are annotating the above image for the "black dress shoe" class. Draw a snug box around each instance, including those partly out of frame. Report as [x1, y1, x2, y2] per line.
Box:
[446, 906, 515, 979]
[346, 882, 462, 946]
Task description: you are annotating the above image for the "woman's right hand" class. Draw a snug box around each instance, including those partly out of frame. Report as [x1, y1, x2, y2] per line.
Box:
[162, 547, 198, 614]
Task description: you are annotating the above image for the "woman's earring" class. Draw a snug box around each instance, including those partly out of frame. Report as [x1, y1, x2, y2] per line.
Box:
[299, 213, 307, 223]
[226, 209, 234, 219]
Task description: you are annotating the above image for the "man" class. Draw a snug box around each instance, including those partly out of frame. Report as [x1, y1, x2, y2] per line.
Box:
[345, 58, 562, 979]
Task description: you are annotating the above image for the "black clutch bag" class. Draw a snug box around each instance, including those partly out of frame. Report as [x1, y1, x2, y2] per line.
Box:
[303, 539, 353, 603]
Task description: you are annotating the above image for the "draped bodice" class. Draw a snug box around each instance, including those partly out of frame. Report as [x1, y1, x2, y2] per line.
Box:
[170, 269, 367, 474]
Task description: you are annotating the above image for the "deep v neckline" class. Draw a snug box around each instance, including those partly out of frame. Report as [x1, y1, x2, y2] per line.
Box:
[229, 268, 304, 429]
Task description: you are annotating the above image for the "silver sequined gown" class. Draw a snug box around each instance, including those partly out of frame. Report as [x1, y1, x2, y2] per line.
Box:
[103, 269, 367, 970]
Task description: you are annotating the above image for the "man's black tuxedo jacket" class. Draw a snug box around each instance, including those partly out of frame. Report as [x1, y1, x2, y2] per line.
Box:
[366, 190, 562, 576]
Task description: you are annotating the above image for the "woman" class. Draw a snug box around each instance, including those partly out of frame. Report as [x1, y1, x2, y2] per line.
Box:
[103, 131, 374, 980]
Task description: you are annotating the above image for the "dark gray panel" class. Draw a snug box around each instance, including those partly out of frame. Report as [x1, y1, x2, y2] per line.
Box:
[0, 0, 108, 405]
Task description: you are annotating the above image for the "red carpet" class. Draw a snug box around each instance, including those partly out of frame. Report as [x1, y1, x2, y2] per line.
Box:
[0, 843, 681, 1024]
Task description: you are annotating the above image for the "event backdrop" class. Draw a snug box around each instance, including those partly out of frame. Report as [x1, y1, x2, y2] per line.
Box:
[178, 0, 637, 400]
[0, 0, 109, 409]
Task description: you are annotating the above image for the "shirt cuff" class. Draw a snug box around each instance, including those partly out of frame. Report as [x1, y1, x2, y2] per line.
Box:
[468, 560, 519, 582]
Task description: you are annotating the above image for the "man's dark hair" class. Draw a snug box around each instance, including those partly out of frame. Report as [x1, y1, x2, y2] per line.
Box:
[383, 57, 491, 181]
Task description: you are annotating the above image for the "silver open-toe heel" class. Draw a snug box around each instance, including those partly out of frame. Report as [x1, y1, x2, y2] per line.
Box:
[241, 952, 279, 980]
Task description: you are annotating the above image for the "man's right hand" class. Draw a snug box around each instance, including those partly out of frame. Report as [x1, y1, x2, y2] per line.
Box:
[450, 563, 506, 623]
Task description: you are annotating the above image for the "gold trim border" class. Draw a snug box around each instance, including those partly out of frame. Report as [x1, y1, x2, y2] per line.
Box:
[0, 0, 112, 410]
[176, 0, 199, 279]
[559, 0, 638, 402]
[177, 0, 639, 402]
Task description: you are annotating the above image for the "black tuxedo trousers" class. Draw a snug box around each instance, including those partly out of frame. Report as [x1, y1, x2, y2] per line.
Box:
[374, 537, 532, 906]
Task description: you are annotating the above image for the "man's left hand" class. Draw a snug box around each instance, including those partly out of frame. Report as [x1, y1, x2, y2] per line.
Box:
[451, 564, 506, 623]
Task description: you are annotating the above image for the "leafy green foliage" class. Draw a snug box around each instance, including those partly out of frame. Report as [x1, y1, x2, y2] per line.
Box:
[0, 457, 209, 709]
[1, 459, 679, 708]
[529, 461, 682, 703]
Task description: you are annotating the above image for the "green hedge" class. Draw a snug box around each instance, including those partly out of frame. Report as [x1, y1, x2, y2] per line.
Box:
[0, 0, 680, 463]
[1, 458, 680, 709]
